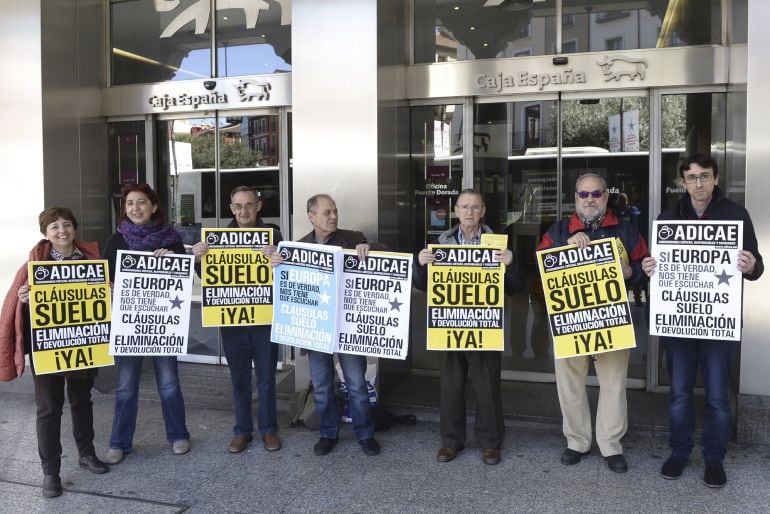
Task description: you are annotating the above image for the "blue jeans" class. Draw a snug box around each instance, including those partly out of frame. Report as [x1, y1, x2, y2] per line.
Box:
[109, 356, 189, 451]
[663, 337, 735, 464]
[221, 325, 278, 436]
[307, 351, 373, 441]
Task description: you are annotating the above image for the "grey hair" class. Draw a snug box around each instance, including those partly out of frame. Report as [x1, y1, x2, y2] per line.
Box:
[575, 173, 607, 192]
[307, 194, 335, 213]
[230, 186, 260, 203]
[456, 188, 485, 206]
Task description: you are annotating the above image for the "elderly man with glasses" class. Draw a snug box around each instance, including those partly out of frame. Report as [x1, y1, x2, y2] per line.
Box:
[642, 154, 763, 488]
[537, 173, 648, 474]
[413, 188, 525, 466]
[192, 186, 283, 455]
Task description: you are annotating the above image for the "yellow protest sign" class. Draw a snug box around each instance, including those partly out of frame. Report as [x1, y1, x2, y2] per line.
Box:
[201, 228, 274, 326]
[427, 245, 505, 351]
[28, 260, 113, 374]
[536, 238, 636, 359]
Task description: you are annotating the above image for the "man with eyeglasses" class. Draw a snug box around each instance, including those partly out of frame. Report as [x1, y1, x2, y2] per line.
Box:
[642, 154, 763, 488]
[192, 186, 283, 455]
[537, 173, 648, 474]
[413, 189, 525, 465]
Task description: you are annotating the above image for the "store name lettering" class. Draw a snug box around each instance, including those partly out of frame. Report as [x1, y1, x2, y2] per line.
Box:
[148, 92, 228, 111]
[476, 69, 587, 92]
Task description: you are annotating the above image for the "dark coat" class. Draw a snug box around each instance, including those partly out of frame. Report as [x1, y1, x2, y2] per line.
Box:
[658, 186, 763, 281]
[298, 228, 382, 251]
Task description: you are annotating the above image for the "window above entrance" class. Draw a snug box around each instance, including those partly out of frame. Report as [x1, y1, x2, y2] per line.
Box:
[110, 0, 291, 86]
[413, 0, 722, 64]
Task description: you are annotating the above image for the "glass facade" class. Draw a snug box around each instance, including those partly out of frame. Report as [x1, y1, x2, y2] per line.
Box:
[414, 0, 721, 63]
[110, 0, 291, 86]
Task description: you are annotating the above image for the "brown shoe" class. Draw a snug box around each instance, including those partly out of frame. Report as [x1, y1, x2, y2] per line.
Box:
[227, 434, 253, 454]
[262, 433, 282, 451]
[437, 446, 461, 463]
[482, 448, 501, 465]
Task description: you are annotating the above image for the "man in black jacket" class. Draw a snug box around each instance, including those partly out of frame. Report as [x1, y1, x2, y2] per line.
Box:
[192, 186, 282, 455]
[274, 194, 382, 457]
[643, 154, 763, 488]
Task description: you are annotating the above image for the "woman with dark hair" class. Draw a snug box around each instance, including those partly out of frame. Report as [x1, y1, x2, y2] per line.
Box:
[0, 207, 109, 498]
[102, 183, 190, 465]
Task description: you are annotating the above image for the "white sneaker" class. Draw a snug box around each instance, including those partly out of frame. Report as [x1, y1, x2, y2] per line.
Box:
[103, 448, 124, 464]
[172, 439, 190, 455]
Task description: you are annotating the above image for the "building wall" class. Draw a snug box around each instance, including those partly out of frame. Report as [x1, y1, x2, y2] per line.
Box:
[41, 0, 109, 244]
[0, 1, 45, 290]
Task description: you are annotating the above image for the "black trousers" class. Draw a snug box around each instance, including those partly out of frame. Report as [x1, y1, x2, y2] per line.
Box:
[439, 351, 504, 449]
[32, 373, 96, 475]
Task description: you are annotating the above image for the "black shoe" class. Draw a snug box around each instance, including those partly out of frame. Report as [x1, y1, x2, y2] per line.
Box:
[560, 448, 590, 465]
[605, 454, 628, 473]
[42, 474, 62, 498]
[704, 462, 727, 488]
[661, 455, 688, 479]
[313, 437, 338, 456]
[78, 455, 109, 474]
[359, 437, 381, 456]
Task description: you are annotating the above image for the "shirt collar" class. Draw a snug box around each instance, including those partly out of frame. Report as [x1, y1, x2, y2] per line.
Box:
[457, 227, 482, 246]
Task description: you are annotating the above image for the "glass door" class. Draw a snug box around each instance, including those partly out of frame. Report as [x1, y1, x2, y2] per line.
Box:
[476, 92, 650, 383]
[156, 110, 285, 364]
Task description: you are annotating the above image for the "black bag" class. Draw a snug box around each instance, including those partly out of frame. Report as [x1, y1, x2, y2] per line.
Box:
[371, 406, 417, 431]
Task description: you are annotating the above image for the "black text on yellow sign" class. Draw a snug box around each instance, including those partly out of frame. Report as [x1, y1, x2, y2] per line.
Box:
[28, 260, 113, 374]
[536, 238, 636, 359]
[201, 228, 274, 327]
[426, 245, 505, 351]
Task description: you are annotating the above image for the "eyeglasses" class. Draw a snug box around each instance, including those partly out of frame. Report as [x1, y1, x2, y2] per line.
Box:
[576, 190, 605, 199]
[456, 204, 483, 212]
[232, 203, 258, 211]
[683, 173, 714, 184]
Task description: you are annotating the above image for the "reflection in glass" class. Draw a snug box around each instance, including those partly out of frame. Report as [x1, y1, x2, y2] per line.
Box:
[154, 114, 283, 362]
[474, 101, 557, 374]
[216, 1, 291, 76]
[111, 0, 212, 85]
[660, 93, 726, 214]
[414, 0, 722, 63]
[111, 0, 291, 85]
[409, 105, 464, 370]
[410, 105, 464, 252]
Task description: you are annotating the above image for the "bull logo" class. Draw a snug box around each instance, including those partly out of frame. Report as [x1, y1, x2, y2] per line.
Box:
[235, 79, 272, 102]
[154, 0, 291, 39]
[597, 55, 648, 82]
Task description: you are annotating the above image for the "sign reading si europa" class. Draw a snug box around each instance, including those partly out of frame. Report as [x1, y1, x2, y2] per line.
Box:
[109, 250, 195, 356]
[427, 245, 505, 351]
[28, 260, 113, 374]
[201, 228, 274, 327]
[337, 251, 413, 360]
[537, 238, 635, 359]
[649, 220, 744, 341]
[271, 242, 341, 353]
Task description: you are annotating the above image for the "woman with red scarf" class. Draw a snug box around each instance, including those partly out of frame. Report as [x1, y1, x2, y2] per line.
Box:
[102, 183, 190, 465]
[0, 207, 109, 498]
